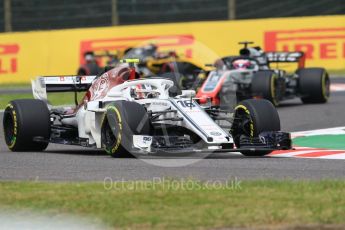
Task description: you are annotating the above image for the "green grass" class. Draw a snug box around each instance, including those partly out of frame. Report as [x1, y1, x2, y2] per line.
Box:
[0, 180, 344, 229]
[0, 83, 31, 89]
[0, 92, 84, 109]
[294, 135, 345, 150]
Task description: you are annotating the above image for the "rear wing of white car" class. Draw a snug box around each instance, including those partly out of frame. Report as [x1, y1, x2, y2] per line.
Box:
[31, 75, 97, 101]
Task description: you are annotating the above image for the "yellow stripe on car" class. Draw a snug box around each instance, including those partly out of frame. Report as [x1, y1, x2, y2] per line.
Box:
[120, 59, 140, 64]
[321, 71, 329, 100]
[271, 74, 278, 106]
[105, 105, 123, 154]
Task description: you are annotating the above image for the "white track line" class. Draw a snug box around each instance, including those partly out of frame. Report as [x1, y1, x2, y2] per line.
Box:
[269, 148, 345, 159]
[291, 126, 345, 138]
[319, 153, 345, 159]
[331, 83, 345, 92]
[268, 150, 318, 157]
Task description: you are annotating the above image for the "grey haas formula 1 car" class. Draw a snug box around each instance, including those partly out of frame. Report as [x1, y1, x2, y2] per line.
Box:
[197, 41, 330, 107]
[3, 59, 291, 157]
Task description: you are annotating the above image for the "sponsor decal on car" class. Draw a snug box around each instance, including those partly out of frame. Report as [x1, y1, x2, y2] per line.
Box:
[210, 131, 222, 136]
[90, 76, 110, 100]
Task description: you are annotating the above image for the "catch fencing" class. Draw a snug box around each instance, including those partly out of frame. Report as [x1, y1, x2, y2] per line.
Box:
[1, 0, 344, 32]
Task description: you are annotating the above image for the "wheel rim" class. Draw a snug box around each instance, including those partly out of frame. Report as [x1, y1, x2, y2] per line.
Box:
[102, 118, 121, 155]
[102, 105, 124, 155]
[231, 107, 254, 146]
[104, 120, 116, 147]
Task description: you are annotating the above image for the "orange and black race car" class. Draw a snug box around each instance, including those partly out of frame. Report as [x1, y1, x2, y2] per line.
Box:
[78, 44, 211, 90]
[123, 44, 211, 90]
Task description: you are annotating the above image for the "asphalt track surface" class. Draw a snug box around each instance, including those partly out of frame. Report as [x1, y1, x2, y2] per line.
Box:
[1, 78, 345, 181]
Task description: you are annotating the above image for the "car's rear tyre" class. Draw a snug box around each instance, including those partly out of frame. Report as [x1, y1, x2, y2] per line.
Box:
[3, 99, 50, 151]
[297, 68, 330, 103]
[101, 101, 152, 158]
[231, 99, 280, 156]
[251, 70, 280, 106]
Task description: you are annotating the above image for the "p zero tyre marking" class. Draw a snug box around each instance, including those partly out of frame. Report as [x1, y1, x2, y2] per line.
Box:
[271, 74, 278, 106]
[321, 72, 329, 100]
[103, 105, 123, 155]
[110, 106, 122, 154]
[4, 103, 17, 149]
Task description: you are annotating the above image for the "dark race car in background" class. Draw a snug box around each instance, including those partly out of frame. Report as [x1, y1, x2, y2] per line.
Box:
[123, 44, 211, 90]
[78, 44, 211, 91]
[196, 41, 330, 108]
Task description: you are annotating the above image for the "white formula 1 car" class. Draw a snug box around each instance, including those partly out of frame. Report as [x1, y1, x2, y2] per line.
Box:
[3, 60, 291, 157]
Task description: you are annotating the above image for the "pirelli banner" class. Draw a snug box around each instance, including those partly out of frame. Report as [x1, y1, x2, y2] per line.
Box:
[0, 15, 345, 83]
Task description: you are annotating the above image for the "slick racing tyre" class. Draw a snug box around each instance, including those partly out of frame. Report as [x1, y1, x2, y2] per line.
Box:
[297, 68, 330, 103]
[101, 101, 152, 158]
[231, 99, 280, 156]
[251, 70, 280, 106]
[3, 99, 50, 151]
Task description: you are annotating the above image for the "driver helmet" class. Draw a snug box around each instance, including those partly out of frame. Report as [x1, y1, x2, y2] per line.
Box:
[143, 43, 158, 52]
[84, 51, 96, 63]
[232, 59, 252, 70]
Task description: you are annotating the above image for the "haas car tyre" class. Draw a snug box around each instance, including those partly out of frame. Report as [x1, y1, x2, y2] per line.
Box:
[231, 99, 280, 156]
[101, 101, 152, 158]
[297, 68, 330, 103]
[251, 70, 280, 106]
[3, 99, 51, 151]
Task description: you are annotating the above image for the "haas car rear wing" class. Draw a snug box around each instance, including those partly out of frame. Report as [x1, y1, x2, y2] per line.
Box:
[31, 75, 97, 102]
[266, 51, 305, 68]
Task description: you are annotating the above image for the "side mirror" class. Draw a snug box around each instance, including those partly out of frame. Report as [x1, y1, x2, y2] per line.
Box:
[180, 90, 196, 97]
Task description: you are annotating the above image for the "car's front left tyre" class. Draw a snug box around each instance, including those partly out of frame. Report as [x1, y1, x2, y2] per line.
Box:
[101, 101, 152, 158]
[3, 99, 51, 151]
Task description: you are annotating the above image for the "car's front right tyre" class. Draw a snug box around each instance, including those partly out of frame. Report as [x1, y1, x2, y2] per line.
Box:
[231, 99, 280, 156]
